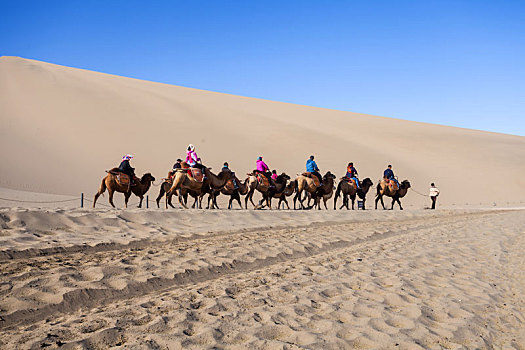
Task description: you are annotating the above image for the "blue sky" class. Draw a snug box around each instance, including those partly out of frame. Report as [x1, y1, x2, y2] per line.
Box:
[1, 0, 524, 135]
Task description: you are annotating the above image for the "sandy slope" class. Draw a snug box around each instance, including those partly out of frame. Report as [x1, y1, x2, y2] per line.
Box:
[1, 56, 525, 208]
[0, 209, 524, 349]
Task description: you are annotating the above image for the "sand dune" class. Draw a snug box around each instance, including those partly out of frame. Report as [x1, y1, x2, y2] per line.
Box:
[1, 56, 525, 208]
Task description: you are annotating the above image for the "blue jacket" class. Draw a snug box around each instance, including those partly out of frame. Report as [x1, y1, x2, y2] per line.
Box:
[306, 159, 319, 172]
[384, 168, 394, 179]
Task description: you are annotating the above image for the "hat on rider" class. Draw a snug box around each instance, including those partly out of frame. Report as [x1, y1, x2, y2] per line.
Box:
[122, 154, 134, 161]
[257, 156, 262, 161]
[188, 144, 195, 151]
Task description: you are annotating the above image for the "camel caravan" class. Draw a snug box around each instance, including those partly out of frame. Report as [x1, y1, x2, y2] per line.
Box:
[93, 148, 412, 211]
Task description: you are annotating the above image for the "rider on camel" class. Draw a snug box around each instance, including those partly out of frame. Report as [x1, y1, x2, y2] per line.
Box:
[383, 164, 399, 188]
[306, 155, 322, 185]
[222, 162, 239, 189]
[186, 144, 203, 169]
[345, 162, 359, 189]
[118, 154, 135, 188]
[255, 156, 272, 182]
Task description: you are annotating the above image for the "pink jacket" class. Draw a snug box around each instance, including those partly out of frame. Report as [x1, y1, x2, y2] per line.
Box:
[271, 173, 278, 181]
[256, 160, 269, 172]
[186, 150, 200, 166]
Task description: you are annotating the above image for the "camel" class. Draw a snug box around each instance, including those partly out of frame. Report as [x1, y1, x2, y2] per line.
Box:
[255, 173, 291, 209]
[156, 180, 193, 208]
[208, 175, 250, 209]
[293, 171, 330, 209]
[244, 173, 272, 209]
[275, 180, 296, 209]
[93, 170, 155, 208]
[311, 172, 337, 210]
[375, 179, 411, 210]
[165, 167, 232, 209]
[334, 178, 373, 210]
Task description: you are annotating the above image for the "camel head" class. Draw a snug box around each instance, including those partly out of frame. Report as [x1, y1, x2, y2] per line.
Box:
[140, 173, 156, 183]
[361, 178, 373, 187]
[401, 180, 411, 188]
[323, 171, 336, 181]
[277, 173, 291, 182]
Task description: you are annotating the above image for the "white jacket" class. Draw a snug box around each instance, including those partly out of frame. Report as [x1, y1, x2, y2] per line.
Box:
[429, 187, 440, 197]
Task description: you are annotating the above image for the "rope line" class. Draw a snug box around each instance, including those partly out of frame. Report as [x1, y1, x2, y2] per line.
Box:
[410, 188, 428, 197]
[0, 197, 78, 203]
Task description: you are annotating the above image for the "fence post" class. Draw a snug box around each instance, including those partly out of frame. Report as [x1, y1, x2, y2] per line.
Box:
[81, 193, 84, 208]
[146, 195, 149, 208]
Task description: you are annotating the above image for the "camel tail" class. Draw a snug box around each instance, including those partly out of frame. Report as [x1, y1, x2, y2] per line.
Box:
[376, 183, 382, 197]
[335, 181, 344, 199]
[98, 178, 107, 196]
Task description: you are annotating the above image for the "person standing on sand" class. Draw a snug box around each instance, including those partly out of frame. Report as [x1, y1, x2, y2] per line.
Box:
[429, 183, 440, 209]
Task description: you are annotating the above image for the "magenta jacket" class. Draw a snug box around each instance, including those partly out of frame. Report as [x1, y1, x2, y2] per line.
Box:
[256, 160, 269, 172]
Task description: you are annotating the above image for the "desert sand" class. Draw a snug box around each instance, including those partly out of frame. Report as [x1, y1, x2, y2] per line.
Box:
[1, 57, 525, 349]
[0, 208, 524, 349]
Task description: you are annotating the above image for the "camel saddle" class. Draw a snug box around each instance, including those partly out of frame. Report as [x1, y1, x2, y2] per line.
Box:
[343, 177, 357, 188]
[116, 173, 130, 186]
[187, 168, 204, 183]
[302, 172, 320, 187]
[386, 179, 399, 191]
[256, 174, 270, 187]
[225, 179, 236, 191]
[165, 171, 175, 184]
[107, 168, 132, 186]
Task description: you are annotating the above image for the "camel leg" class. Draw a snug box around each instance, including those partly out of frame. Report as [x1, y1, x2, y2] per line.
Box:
[324, 198, 328, 210]
[137, 195, 143, 208]
[362, 199, 366, 210]
[393, 197, 403, 210]
[108, 189, 116, 208]
[177, 191, 188, 209]
[199, 194, 205, 209]
[156, 187, 165, 208]
[124, 192, 131, 208]
[167, 192, 176, 209]
[375, 195, 386, 210]
[295, 190, 304, 210]
[284, 198, 290, 210]
[214, 192, 220, 209]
